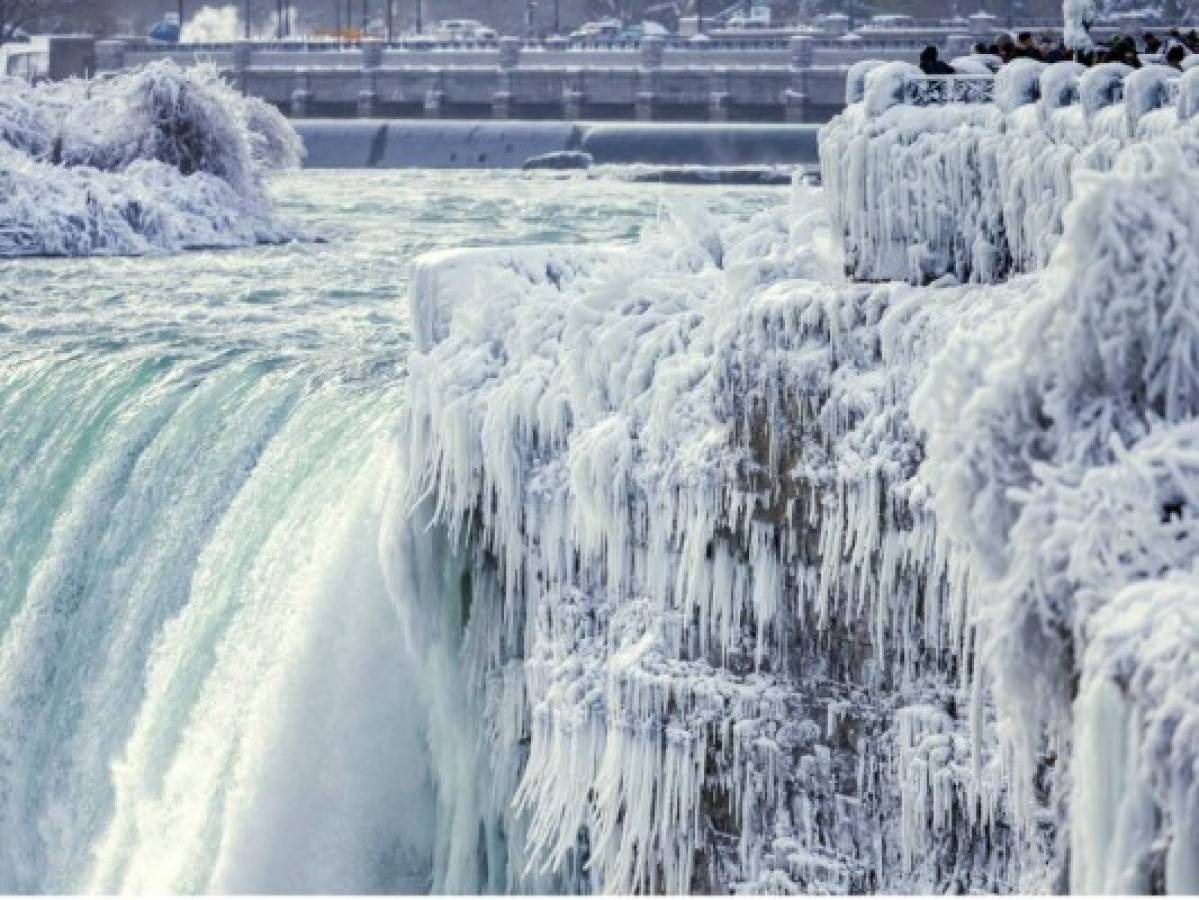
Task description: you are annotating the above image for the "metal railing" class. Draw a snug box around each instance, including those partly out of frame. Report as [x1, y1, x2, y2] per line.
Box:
[906, 74, 996, 105]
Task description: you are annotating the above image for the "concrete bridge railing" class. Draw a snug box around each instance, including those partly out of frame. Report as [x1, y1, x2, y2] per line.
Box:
[92, 27, 1198, 123]
[96, 34, 855, 122]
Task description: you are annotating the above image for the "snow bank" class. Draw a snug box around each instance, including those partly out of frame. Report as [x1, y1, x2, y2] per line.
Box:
[821, 60, 1199, 283]
[0, 62, 302, 257]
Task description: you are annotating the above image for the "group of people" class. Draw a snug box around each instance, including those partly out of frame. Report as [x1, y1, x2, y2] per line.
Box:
[918, 27, 1198, 76]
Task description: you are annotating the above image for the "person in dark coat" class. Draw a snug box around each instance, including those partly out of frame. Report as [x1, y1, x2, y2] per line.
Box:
[919, 45, 956, 75]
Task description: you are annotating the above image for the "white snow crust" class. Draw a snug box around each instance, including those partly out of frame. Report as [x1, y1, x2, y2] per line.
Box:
[0, 62, 301, 257]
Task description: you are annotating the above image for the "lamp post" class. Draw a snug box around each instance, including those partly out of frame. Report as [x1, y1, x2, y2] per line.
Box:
[387, 0, 394, 41]
[177, 0, 184, 36]
[244, 0, 250, 38]
[697, 0, 703, 33]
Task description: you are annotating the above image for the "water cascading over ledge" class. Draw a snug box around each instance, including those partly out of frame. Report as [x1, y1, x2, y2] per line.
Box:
[392, 76, 1199, 893]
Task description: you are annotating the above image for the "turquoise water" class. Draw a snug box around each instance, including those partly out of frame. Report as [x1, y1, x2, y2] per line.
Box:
[0, 170, 783, 893]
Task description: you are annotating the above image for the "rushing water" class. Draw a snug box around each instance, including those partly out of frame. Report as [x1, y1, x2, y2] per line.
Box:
[0, 170, 784, 894]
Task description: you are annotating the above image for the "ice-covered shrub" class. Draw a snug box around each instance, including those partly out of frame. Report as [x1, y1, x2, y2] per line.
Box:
[993, 58, 1045, 112]
[0, 62, 301, 257]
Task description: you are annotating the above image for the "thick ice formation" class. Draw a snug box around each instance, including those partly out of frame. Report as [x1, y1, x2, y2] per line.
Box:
[821, 59, 1199, 283]
[0, 63, 301, 256]
[915, 139, 1199, 895]
[394, 187, 1031, 893]
[394, 58, 1199, 896]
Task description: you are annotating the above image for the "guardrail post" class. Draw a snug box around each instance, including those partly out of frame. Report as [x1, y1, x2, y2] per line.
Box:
[563, 69, 583, 118]
[499, 36, 522, 69]
[231, 41, 251, 93]
[94, 39, 126, 72]
[708, 69, 729, 121]
[493, 69, 512, 118]
[359, 42, 381, 116]
[493, 37, 520, 118]
[785, 35, 812, 122]
[290, 71, 311, 117]
[636, 35, 662, 121]
[425, 86, 443, 118]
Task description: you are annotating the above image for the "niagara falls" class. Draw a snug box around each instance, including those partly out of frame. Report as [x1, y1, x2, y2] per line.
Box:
[1, 0, 1197, 896]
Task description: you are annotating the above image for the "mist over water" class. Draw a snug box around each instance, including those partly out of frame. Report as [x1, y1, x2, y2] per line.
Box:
[0, 171, 783, 893]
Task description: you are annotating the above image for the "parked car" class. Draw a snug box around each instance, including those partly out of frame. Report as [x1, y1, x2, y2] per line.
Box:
[726, 5, 771, 29]
[431, 19, 496, 41]
[570, 19, 624, 40]
[620, 20, 672, 40]
[149, 12, 181, 42]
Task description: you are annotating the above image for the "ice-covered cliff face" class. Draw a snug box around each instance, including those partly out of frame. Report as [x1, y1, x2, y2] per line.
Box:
[395, 191, 1026, 893]
[395, 76, 1199, 893]
[0, 62, 301, 257]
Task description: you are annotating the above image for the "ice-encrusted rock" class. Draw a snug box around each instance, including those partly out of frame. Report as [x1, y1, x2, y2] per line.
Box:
[391, 182, 1035, 894]
[915, 138, 1199, 894]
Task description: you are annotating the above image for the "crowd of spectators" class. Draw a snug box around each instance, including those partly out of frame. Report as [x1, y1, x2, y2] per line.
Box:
[918, 28, 1199, 76]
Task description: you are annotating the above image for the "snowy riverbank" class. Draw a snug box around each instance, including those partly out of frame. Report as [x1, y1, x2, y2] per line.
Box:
[0, 62, 302, 257]
[392, 76, 1199, 892]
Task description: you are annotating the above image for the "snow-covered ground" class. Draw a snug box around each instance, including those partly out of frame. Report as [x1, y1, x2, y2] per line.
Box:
[0, 62, 301, 257]
[393, 64, 1199, 893]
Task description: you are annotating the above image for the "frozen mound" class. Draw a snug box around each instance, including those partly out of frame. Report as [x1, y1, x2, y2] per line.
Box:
[820, 59, 1199, 283]
[0, 62, 302, 257]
